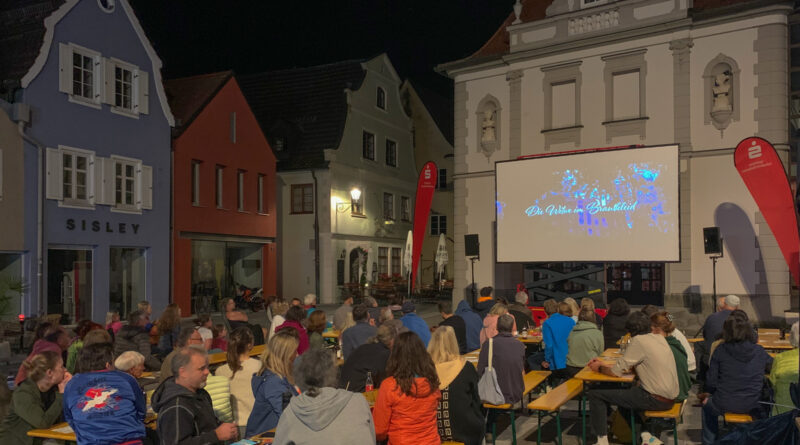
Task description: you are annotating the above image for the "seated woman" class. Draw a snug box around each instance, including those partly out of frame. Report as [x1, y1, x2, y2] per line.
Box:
[114, 350, 146, 381]
[269, 300, 289, 340]
[276, 306, 310, 355]
[274, 348, 374, 445]
[306, 310, 327, 350]
[427, 326, 483, 445]
[479, 303, 517, 345]
[245, 331, 300, 437]
[223, 297, 266, 345]
[565, 308, 604, 378]
[702, 309, 773, 444]
[769, 321, 799, 415]
[156, 303, 181, 357]
[373, 332, 441, 445]
[0, 351, 71, 444]
[215, 327, 260, 438]
[194, 314, 215, 350]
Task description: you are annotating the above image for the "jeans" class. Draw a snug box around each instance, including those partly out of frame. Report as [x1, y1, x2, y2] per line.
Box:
[701, 398, 723, 445]
[588, 385, 673, 437]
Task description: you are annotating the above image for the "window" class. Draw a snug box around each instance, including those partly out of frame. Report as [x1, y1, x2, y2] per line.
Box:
[541, 61, 582, 140]
[612, 71, 640, 119]
[73, 50, 97, 101]
[109, 247, 145, 318]
[430, 214, 447, 235]
[378, 247, 389, 275]
[215, 165, 224, 208]
[400, 196, 410, 221]
[383, 193, 394, 220]
[362, 131, 375, 160]
[114, 65, 133, 110]
[385, 139, 397, 167]
[291, 184, 314, 214]
[377, 87, 386, 110]
[257, 174, 265, 214]
[191, 160, 201, 206]
[237, 170, 245, 211]
[62, 149, 92, 206]
[114, 158, 138, 210]
[391, 248, 401, 275]
[351, 190, 364, 216]
[230, 112, 237, 143]
[552, 81, 576, 128]
[437, 168, 447, 189]
[104, 58, 149, 116]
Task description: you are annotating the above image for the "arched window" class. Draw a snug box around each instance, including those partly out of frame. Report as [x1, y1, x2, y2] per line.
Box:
[377, 87, 386, 110]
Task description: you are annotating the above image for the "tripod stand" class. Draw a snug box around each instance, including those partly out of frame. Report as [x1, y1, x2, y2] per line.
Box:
[470, 256, 479, 307]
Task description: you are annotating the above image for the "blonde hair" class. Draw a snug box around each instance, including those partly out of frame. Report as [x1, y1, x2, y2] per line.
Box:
[271, 301, 289, 317]
[259, 331, 298, 383]
[488, 303, 508, 316]
[25, 351, 61, 382]
[580, 298, 595, 311]
[427, 326, 460, 364]
[563, 298, 580, 317]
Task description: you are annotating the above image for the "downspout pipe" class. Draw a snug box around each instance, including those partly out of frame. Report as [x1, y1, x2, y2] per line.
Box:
[16, 119, 45, 317]
[310, 170, 320, 300]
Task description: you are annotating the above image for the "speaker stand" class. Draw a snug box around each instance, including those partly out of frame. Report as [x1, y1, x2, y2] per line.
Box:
[469, 256, 479, 307]
[709, 240, 723, 310]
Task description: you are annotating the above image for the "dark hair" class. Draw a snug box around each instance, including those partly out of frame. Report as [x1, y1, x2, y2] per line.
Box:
[557, 302, 572, 317]
[609, 298, 630, 316]
[650, 311, 675, 334]
[479, 286, 493, 297]
[292, 347, 337, 396]
[542, 299, 558, 316]
[578, 307, 596, 324]
[75, 319, 101, 339]
[625, 312, 651, 337]
[43, 327, 65, 344]
[306, 310, 327, 334]
[34, 321, 54, 341]
[194, 313, 211, 326]
[352, 304, 369, 322]
[227, 327, 254, 378]
[176, 326, 196, 348]
[641, 305, 660, 317]
[385, 332, 439, 396]
[285, 305, 306, 323]
[437, 300, 453, 315]
[128, 310, 147, 325]
[496, 314, 514, 333]
[77, 342, 114, 373]
[722, 309, 755, 343]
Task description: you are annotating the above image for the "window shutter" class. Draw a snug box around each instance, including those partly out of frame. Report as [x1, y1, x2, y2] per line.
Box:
[93, 157, 113, 205]
[87, 156, 96, 202]
[140, 165, 153, 209]
[58, 43, 72, 94]
[137, 71, 149, 114]
[45, 148, 63, 200]
[102, 58, 114, 105]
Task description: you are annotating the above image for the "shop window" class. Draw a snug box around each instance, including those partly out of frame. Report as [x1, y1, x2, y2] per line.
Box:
[47, 249, 92, 323]
[109, 247, 146, 318]
[291, 183, 313, 214]
[191, 240, 262, 314]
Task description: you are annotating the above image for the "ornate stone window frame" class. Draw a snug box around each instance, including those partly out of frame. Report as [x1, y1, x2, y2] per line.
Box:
[541, 61, 582, 150]
[703, 54, 740, 131]
[602, 49, 648, 141]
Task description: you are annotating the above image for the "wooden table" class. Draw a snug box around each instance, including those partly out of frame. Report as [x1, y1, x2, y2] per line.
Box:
[575, 357, 635, 444]
[322, 330, 341, 339]
[518, 334, 543, 344]
[28, 414, 157, 442]
[208, 343, 266, 365]
[757, 331, 794, 350]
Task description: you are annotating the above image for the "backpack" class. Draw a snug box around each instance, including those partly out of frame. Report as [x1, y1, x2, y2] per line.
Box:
[477, 338, 505, 405]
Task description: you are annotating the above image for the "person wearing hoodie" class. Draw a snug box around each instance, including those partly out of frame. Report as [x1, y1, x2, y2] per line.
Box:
[603, 298, 630, 350]
[474, 286, 496, 318]
[565, 308, 604, 378]
[245, 331, 300, 437]
[701, 309, 773, 445]
[339, 324, 396, 392]
[399, 301, 431, 347]
[373, 332, 441, 445]
[273, 347, 374, 445]
[455, 299, 482, 351]
[427, 327, 483, 445]
[114, 310, 161, 371]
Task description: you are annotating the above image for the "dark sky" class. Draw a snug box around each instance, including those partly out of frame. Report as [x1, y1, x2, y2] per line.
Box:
[129, 0, 515, 97]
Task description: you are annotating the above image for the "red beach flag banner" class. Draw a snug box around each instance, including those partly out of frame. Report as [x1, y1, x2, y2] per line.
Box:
[411, 162, 438, 291]
[734, 137, 800, 286]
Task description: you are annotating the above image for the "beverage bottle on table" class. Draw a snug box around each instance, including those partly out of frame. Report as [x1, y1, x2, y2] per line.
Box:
[365, 371, 374, 392]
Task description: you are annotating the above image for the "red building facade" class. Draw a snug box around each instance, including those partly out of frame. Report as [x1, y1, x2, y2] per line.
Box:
[167, 72, 276, 314]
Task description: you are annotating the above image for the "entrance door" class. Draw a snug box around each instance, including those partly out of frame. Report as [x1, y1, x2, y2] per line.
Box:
[109, 247, 146, 318]
[48, 249, 92, 323]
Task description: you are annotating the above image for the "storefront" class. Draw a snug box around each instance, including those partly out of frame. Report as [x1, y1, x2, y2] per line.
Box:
[190, 239, 265, 313]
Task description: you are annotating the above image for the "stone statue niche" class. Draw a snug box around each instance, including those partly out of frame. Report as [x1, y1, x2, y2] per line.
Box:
[476, 96, 500, 158]
[712, 69, 732, 112]
[481, 109, 496, 143]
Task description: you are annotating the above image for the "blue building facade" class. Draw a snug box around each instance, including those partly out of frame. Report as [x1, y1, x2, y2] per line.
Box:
[1, 0, 173, 322]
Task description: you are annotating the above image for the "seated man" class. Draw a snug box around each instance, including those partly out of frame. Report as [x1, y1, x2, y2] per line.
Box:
[477, 314, 525, 405]
[340, 324, 397, 392]
[333, 296, 354, 331]
[400, 301, 431, 347]
[437, 300, 467, 354]
[63, 342, 147, 445]
[159, 327, 204, 382]
[341, 304, 377, 360]
[114, 310, 161, 371]
[455, 299, 482, 352]
[152, 347, 238, 444]
[586, 312, 678, 445]
[508, 291, 535, 332]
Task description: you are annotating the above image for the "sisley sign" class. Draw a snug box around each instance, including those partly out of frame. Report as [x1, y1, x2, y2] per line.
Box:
[66, 218, 141, 234]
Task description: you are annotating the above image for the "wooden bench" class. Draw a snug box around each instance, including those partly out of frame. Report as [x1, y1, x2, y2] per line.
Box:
[644, 401, 686, 445]
[723, 413, 753, 424]
[483, 370, 551, 445]
[528, 378, 584, 445]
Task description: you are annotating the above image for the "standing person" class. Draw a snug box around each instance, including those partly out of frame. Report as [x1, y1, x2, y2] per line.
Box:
[15, 325, 69, 386]
[438, 300, 468, 354]
[273, 348, 375, 445]
[508, 291, 535, 332]
[480, 303, 517, 345]
[215, 327, 260, 438]
[455, 299, 483, 351]
[539, 302, 575, 372]
[701, 309, 773, 444]
[275, 305, 310, 355]
[400, 301, 431, 347]
[0, 351, 71, 444]
[333, 296, 354, 331]
[427, 327, 483, 445]
[245, 332, 300, 437]
[306, 310, 327, 350]
[115, 310, 161, 371]
[64, 343, 149, 445]
[373, 332, 441, 445]
[340, 324, 397, 392]
[474, 286, 496, 318]
[477, 315, 525, 405]
[156, 303, 182, 356]
[603, 297, 630, 350]
[160, 327, 204, 383]
[565, 308, 604, 377]
[152, 347, 239, 445]
[341, 304, 377, 359]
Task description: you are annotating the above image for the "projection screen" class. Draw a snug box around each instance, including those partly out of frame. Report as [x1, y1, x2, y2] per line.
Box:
[495, 145, 680, 263]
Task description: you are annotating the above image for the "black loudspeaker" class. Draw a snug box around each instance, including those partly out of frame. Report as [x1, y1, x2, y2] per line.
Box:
[464, 234, 480, 257]
[703, 227, 722, 255]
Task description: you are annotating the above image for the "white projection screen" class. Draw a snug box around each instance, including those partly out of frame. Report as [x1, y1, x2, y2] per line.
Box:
[495, 145, 680, 263]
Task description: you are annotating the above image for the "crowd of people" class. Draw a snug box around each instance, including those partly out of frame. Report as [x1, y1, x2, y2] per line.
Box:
[0, 291, 796, 445]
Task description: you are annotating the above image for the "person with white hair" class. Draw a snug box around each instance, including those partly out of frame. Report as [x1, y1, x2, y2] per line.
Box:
[701, 295, 740, 365]
[303, 293, 317, 318]
[114, 350, 145, 380]
[768, 321, 799, 414]
[507, 291, 535, 332]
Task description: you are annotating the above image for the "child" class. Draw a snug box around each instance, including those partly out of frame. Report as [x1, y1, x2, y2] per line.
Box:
[211, 324, 228, 352]
[105, 311, 122, 334]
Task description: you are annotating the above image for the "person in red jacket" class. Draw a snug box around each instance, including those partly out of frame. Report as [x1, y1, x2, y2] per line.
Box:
[373, 332, 441, 445]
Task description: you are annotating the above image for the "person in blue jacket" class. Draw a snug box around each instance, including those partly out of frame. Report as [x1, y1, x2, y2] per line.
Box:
[540, 301, 575, 378]
[400, 301, 431, 347]
[456, 299, 483, 352]
[63, 342, 146, 445]
[245, 331, 300, 437]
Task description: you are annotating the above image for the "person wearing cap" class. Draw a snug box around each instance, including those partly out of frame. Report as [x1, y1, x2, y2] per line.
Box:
[341, 304, 377, 360]
[700, 295, 739, 368]
[474, 286, 496, 319]
[401, 301, 431, 347]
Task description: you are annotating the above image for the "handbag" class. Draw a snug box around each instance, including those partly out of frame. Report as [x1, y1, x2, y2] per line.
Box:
[478, 337, 506, 405]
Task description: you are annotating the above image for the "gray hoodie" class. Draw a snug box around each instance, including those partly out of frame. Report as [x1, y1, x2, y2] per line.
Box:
[273, 387, 374, 445]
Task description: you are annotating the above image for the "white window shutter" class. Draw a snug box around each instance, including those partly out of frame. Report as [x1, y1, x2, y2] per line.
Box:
[87, 156, 96, 203]
[58, 43, 72, 94]
[93, 157, 112, 205]
[45, 148, 63, 200]
[140, 165, 153, 209]
[137, 71, 149, 114]
[102, 58, 114, 105]
[104, 157, 114, 205]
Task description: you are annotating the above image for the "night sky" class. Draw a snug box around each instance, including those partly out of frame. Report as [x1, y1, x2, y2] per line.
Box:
[128, 0, 515, 98]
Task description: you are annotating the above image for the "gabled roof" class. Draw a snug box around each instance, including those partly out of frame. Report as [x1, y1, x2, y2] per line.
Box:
[406, 80, 454, 147]
[238, 59, 367, 171]
[165, 70, 233, 136]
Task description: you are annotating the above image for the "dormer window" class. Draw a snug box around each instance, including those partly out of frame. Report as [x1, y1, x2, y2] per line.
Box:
[377, 87, 386, 110]
[581, 0, 607, 8]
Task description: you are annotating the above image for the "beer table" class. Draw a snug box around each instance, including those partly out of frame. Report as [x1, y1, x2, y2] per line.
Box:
[575, 354, 636, 444]
[209, 343, 265, 365]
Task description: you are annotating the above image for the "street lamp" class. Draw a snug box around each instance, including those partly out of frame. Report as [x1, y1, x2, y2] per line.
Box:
[336, 188, 362, 212]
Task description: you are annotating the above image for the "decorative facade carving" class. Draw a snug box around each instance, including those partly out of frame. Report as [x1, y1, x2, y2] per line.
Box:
[703, 54, 740, 133]
[568, 9, 619, 36]
[476, 95, 501, 159]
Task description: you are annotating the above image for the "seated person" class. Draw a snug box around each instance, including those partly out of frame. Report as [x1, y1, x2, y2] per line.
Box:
[400, 301, 431, 347]
[341, 304, 377, 360]
[702, 310, 773, 444]
[115, 310, 161, 371]
[642, 305, 696, 372]
[0, 351, 71, 444]
[160, 327, 204, 383]
[64, 343, 148, 445]
[333, 296, 354, 331]
[769, 321, 799, 415]
[275, 306, 310, 355]
[340, 324, 396, 392]
[477, 314, 525, 405]
[15, 324, 69, 385]
[245, 331, 300, 437]
[508, 291, 535, 332]
[152, 347, 238, 444]
[565, 308, 604, 377]
[474, 286, 496, 319]
[537, 302, 575, 374]
[215, 327, 260, 437]
[223, 297, 266, 345]
[455, 299, 483, 352]
[306, 310, 327, 350]
[115, 350, 146, 381]
[437, 300, 468, 354]
[603, 298, 630, 349]
[274, 348, 375, 445]
[586, 312, 678, 445]
[156, 304, 182, 357]
[479, 303, 517, 345]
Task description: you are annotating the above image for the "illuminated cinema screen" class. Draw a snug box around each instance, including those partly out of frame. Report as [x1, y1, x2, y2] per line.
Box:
[495, 145, 680, 263]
